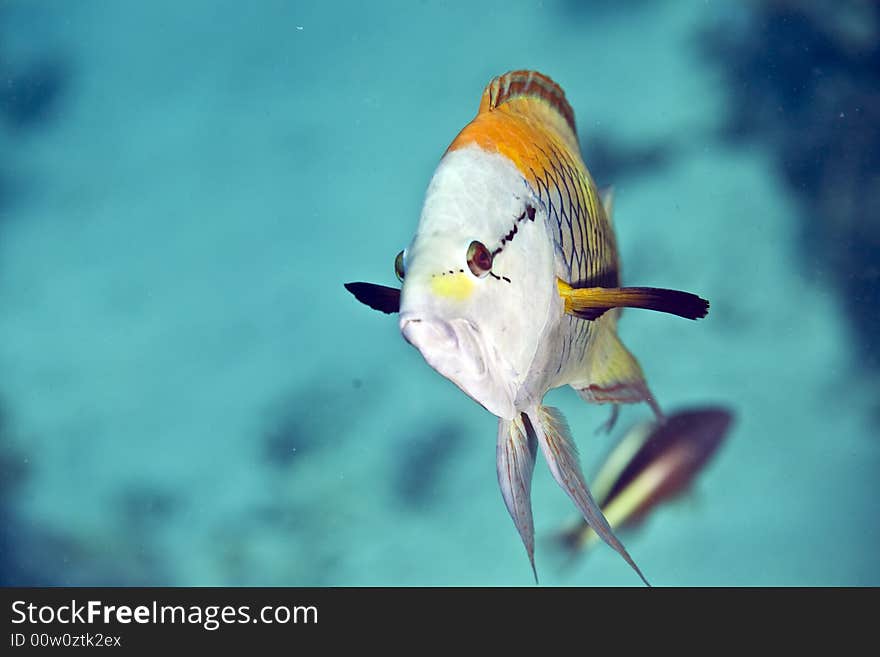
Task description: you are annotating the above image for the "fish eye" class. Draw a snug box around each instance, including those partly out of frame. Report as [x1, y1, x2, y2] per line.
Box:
[394, 250, 406, 282]
[466, 241, 493, 278]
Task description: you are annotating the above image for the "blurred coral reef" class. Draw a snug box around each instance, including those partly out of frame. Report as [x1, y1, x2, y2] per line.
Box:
[703, 0, 880, 369]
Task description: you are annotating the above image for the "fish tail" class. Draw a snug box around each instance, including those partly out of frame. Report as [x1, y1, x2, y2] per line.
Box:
[496, 415, 539, 583]
[527, 406, 650, 586]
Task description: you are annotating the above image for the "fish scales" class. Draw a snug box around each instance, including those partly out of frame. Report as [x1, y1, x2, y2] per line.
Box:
[448, 103, 618, 290]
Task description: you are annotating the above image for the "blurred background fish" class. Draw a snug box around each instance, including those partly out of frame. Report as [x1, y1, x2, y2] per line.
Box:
[555, 407, 733, 560]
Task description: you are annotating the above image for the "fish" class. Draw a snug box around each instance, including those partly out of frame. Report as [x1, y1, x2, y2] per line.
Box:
[555, 407, 733, 559]
[345, 70, 709, 584]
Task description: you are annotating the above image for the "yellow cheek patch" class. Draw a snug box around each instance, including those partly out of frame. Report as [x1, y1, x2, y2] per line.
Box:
[430, 272, 475, 301]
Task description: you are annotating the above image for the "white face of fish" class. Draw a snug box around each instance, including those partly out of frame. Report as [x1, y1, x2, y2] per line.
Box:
[399, 146, 560, 420]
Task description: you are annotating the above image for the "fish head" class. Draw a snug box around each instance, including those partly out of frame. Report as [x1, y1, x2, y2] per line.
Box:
[398, 146, 561, 420]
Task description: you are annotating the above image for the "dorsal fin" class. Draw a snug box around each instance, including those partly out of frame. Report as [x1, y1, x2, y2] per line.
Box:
[478, 70, 578, 150]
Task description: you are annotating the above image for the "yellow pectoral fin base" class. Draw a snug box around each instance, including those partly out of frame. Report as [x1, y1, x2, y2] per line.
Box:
[557, 279, 709, 321]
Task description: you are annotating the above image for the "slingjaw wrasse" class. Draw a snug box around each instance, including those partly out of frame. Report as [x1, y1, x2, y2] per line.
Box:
[345, 71, 709, 584]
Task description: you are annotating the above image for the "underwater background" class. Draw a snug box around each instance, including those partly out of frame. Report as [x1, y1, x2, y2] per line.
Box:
[1, 0, 878, 586]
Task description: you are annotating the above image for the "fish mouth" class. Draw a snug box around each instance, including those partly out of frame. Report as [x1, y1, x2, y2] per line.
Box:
[400, 314, 458, 352]
[399, 314, 487, 378]
[400, 313, 514, 417]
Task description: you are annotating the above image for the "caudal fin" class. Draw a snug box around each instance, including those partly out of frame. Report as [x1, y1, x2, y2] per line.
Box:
[527, 406, 650, 586]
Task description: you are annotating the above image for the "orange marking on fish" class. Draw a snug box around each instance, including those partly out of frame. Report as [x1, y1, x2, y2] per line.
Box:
[448, 103, 575, 191]
[447, 71, 617, 276]
[448, 72, 578, 172]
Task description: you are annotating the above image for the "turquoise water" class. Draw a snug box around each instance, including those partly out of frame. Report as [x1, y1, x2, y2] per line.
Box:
[1, 0, 877, 586]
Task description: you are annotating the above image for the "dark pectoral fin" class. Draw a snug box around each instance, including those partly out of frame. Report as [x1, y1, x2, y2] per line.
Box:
[344, 282, 401, 314]
[558, 279, 709, 321]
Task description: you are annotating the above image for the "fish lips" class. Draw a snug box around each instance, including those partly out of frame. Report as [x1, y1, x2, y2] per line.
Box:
[399, 313, 516, 419]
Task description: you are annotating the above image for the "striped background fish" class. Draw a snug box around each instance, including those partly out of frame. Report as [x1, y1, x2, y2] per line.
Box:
[346, 70, 709, 584]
